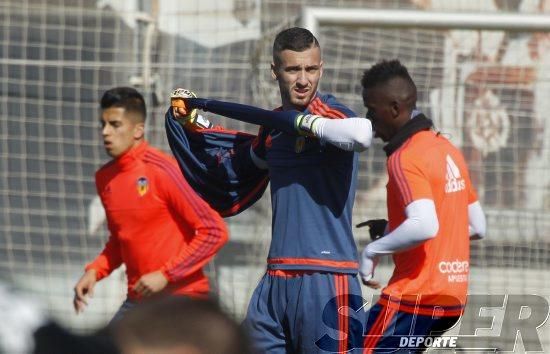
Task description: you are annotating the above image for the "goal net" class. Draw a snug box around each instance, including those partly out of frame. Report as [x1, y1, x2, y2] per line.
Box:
[1, 0, 549, 348]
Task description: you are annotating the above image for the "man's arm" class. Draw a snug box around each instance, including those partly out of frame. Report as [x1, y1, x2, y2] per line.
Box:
[363, 199, 438, 259]
[468, 201, 486, 240]
[74, 235, 122, 313]
[84, 183, 124, 280]
[359, 199, 438, 287]
[360, 151, 438, 287]
[84, 234, 123, 281]
[172, 92, 372, 151]
[311, 117, 372, 152]
[156, 160, 229, 282]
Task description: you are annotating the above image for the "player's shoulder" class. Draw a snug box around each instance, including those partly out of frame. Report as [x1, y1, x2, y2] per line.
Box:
[95, 159, 116, 179]
[141, 145, 178, 170]
[404, 130, 446, 155]
[308, 92, 356, 118]
[143, 144, 174, 160]
[389, 131, 438, 168]
[401, 131, 468, 169]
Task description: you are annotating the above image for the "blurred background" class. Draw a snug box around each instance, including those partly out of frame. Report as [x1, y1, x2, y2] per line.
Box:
[1, 0, 549, 351]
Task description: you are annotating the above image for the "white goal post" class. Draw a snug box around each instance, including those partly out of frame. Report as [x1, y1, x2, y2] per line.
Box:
[302, 8, 550, 34]
[300, 9, 550, 351]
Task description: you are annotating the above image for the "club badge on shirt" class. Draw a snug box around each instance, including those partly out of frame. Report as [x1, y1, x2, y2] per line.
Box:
[137, 177, 149, 196]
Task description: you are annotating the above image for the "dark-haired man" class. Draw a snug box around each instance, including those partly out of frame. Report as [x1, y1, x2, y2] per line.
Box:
[73, 87, 228, 322]
[166, 28, 367, 353]
[356, 60, 486, 352]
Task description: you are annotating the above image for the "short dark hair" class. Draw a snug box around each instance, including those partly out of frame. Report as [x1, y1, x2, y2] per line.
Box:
[272, 27, 320, 64]
[361, 59, 416, 92]
[100, 87, 146, 122]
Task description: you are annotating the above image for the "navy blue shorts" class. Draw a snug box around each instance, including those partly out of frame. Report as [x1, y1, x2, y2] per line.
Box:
[243, 270, 366, 353]
[362, 301, 460, 353]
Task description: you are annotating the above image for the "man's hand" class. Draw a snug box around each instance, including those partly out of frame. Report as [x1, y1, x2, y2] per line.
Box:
[170, 88, 213, 128]
[171, 88, 198, 122]
[356, 219, 388, 241]
[73, 269, 97, 314]
[133, 271, 169, 298]
[295, 114, 321, 136]
[359, 247, 381, 289]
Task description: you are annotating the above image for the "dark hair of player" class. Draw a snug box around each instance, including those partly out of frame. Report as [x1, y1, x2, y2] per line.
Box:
[361, 59, 417, 93]
[272, 27, 320, 65]
[100, 87, 147, 123]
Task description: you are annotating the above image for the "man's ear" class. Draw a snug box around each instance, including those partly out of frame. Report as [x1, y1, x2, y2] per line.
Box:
[390, 100, 400, 119]
[134, 122, 145, 140]
[271, 62, 278, 81]
[319, 60, 324, 79]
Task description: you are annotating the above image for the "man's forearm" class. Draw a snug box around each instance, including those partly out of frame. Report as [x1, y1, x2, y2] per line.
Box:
[187, 98, 299, 135]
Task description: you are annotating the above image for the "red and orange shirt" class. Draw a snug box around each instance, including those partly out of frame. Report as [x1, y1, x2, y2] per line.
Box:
[86, 142, 228, 300]
[381, 130, 477, 316]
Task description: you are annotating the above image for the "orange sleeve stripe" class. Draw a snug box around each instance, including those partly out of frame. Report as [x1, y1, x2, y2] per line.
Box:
[310, 97, 347, 119]
[144, 152, 225, 278]
[316, 99, 347, 119]
[389, 146, 413, 205]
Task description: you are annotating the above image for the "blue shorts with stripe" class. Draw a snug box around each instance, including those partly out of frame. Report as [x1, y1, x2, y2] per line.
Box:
[243, 271, 366, 354]
[361, 301, 460, 353]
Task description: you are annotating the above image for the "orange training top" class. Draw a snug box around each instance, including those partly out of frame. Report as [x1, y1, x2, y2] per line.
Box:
[381, 130, 477, 317]
[86, 141, 228, 300]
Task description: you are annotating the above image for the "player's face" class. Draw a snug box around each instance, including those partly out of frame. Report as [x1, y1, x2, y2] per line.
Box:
[272, 46, 323, 111]
[100, 107, 144, 158]
[363, 87, 396, 143]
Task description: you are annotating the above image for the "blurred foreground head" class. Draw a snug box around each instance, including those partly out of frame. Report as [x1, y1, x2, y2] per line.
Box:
[113, 297, 251, 354]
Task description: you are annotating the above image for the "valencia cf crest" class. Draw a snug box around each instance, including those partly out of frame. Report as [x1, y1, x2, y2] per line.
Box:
[137, 177, 149, 196]
[295, 136, 306, 153]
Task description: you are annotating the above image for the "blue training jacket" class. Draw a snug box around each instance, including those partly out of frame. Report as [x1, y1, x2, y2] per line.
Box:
[166, 92, 360, 273]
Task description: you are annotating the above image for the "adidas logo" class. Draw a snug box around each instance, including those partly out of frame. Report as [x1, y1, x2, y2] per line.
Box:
[444, 155, 465, 193]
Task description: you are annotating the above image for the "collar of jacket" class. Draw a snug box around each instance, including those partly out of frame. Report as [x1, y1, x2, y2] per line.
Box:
[112, 141, 148, 171]
[383, 114, 434, 156]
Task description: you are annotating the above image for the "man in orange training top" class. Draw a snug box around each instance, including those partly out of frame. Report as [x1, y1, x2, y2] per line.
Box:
[73, 87, 228, 322]
[357, 60, 486, 352]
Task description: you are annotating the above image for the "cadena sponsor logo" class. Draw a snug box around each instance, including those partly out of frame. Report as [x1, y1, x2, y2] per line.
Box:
[438, 260, 469, 274]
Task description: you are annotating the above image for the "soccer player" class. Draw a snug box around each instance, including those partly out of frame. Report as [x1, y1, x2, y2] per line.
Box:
[73, 87, 228, 322]
[356, 60, 486, 352]
[166, 28, 368, 353]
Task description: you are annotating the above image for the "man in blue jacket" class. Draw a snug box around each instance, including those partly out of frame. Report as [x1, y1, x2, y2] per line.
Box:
[166, 27, 370, 353]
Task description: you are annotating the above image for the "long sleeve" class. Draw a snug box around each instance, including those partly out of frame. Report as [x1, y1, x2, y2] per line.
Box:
[186, 98, 299, 134]
[363, 199, 439, 259]
[468, 201, 486, 240]
[155, 160, 229, 282]
[85, 178, 124, 281]
[166, 108, 269, 216]
[312, 117, 373, 152]
[85, 233, 123, 281]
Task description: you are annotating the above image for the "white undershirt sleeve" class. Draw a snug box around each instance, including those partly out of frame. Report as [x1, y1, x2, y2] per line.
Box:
[312, 117, 373, 152]
[363, 199, 439, 258]
[468, 201, 486, 240]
